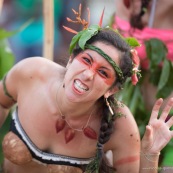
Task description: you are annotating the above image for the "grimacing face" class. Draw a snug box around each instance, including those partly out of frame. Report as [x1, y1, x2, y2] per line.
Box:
[63, 42, 120, 103]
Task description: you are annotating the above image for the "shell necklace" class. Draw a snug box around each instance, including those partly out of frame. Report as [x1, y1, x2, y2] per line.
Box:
[55, 84, 97, 143]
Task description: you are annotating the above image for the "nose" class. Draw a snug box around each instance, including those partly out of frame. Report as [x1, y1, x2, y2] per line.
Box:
[82, 69, 95, 81]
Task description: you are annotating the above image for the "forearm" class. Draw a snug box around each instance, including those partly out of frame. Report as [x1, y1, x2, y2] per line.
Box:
[139, 151, 160, 173]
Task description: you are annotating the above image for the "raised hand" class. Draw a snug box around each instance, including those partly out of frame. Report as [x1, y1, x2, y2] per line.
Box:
[141, 98, 173, 154]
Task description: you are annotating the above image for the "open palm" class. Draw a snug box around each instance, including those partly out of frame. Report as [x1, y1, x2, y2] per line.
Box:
[142, 98, 173, 154]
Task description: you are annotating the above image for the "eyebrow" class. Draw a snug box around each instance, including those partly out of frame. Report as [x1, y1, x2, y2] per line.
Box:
[85, 53, 112, 71]
[85, 52, 93, 62]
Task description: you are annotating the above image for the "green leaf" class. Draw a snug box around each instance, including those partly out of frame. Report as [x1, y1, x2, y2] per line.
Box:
[0, 39, 15, 79]
[157, 63, 173, 98]
[129, 85, 141, 114]
[125, 37, 140, 48]
[69, 30, 84, 54]
[149, 67, 162, 86]
[145, 39, 167, 70]
[156, 64, 173, 98]
[69, 25, 100, 54]
[158, 59, 170, 91]
[0, 29, 18, 40]
[0, 18, 33, 40]
[88, 24, 100, 31]
[78, 25, 100, 49]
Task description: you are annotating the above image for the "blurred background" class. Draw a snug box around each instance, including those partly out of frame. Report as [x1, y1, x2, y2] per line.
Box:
[0, 0, 115, 65]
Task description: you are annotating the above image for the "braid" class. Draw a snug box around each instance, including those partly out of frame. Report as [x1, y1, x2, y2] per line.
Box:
[96, 96, 118, 173]
[130, 0, 151, 29]
[86, 96, 117, 173]
[99, 96, 115, 145]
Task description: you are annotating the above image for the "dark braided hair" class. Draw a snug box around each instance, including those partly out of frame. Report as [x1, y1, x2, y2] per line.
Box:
[72, 29, 133, 173]
[130, 0, 151, 29]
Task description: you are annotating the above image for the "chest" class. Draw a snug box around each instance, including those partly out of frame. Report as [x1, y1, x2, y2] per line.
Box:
[16, 105, 99, 158]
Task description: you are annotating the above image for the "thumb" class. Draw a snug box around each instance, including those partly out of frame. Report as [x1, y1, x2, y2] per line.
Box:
[141, 125, 153, 151]
[143, 125, 153, 139]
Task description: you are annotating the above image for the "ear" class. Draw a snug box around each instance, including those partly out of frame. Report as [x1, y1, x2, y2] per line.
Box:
[66, 56, 73, 68]
[104, 86, 119, 98]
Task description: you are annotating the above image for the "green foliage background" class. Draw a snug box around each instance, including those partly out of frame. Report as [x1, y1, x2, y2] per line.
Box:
[0, 29, 15, 165]
[118, 38, 173, 167]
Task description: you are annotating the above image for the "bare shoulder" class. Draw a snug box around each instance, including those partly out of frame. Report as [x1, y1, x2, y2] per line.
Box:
[107, 102, 140, 149]
[115, 102, 139, 131]
[2, 57, 66, 101]
[7, 57, 66, 81]
[12, 57, 63, 74]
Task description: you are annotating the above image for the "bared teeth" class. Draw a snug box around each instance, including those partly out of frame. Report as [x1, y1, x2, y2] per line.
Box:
[74, 80, 88, 92]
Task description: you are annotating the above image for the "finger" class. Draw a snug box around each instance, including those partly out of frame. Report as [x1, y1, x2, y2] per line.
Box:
[142, 125, 153, 143]
[166, 116, 173, 128]
[144, 125, 153, 139]
[142, 125, 153, 151]
[160, 97, 173, 121]
[149, 98, 163, 122]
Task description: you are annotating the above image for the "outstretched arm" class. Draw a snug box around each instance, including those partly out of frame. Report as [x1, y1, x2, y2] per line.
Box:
[140, 97, 173, 173]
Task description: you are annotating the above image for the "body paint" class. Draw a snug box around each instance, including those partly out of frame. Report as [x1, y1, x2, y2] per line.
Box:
[76, 54, 115, 86]
[114, 155, 139, 166]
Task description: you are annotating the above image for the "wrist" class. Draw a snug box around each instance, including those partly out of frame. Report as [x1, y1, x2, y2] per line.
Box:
[140, 151, 160, 162]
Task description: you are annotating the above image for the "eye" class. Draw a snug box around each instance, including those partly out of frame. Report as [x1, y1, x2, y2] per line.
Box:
[98, 69, 108, 78]
[83, 57, 92, 65]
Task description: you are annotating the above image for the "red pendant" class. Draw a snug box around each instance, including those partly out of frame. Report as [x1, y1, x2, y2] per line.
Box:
[65, 128, 75, 143]
[83, 126, 97, 140]
[55, 119, 66, 133]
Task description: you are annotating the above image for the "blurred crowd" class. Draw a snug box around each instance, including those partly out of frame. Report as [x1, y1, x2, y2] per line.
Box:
[0, 0, 115, 65]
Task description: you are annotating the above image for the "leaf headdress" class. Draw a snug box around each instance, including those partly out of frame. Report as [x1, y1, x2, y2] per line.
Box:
[63, 4, 141, 85]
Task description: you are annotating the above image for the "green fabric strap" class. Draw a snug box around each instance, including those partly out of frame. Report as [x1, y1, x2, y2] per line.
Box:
[85, 44, 124, 81]
[2, 74, 15, 102]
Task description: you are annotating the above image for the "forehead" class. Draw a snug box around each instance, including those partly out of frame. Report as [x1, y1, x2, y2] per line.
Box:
[85, 42, 120, 65]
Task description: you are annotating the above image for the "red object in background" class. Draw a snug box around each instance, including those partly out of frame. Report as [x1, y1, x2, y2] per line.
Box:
[123, 0, 131, 8]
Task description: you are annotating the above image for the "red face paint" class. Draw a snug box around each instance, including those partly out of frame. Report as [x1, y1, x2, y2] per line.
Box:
[114, 155, 139, 166]
[76, 53, 115, 86]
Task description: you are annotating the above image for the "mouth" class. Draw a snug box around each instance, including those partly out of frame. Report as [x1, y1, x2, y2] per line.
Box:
[73, 79, 89, 93]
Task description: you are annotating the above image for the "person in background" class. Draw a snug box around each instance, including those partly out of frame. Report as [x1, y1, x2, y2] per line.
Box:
[113, 0, 173, 111]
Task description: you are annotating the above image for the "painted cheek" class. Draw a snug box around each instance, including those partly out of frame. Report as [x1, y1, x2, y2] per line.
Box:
[76, 57, 114, 85]
[103, 78, 114, 86]
[91, 63, 115, 86]
[76, 57, 89, 67]
[92, 63, 115, 86]
[76, 56, 97, 73]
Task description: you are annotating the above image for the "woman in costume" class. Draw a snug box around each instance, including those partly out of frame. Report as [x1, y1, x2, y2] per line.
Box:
[113, 0, 173, 111]
[0, 4, 173, 173]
